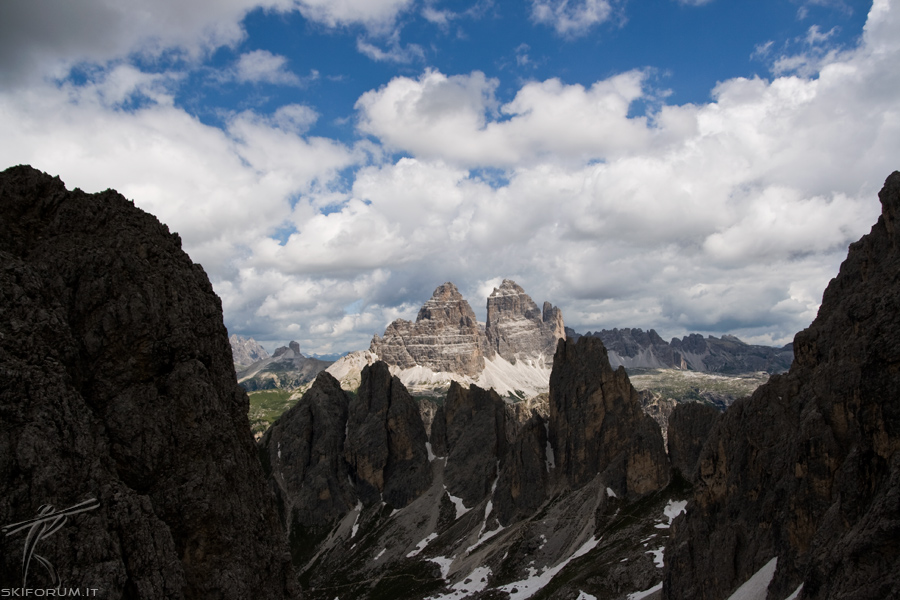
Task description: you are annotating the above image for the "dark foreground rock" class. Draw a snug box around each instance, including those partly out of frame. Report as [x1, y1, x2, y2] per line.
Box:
[0, 166, 294, 598]
[549, 336, 671, 497]
[666, 402, 721, 482]
[664, 172, 900, 600]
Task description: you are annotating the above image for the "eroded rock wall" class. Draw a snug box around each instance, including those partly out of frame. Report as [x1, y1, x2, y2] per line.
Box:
[664, 172, 900, 600]
[0, 166, 294, 598]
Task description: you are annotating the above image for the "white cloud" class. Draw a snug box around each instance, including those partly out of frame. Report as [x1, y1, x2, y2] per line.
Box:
[291, 0, 415, 31]
[356, 69, 652, 167]
[0, 65, 357, 281]
[357, 34, 426, 63]
[0, 0, 416, 88]
[1, 0, 898, 354]
[234, 50, 301, 85]
[531, 0, 616, 37]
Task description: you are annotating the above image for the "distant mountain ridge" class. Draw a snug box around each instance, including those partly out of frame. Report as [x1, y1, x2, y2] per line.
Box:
[235, 340, 333, 391]
[567, 326, 794, 374]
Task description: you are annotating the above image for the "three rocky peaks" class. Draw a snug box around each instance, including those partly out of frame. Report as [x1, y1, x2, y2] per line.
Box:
[371, 279, 564, 377]
[2, 164, 899, 599]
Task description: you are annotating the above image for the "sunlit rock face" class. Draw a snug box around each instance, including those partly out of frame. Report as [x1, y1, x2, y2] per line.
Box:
[664, 172, 900, 600]
[370, 282, 487, 377]
[229, 333, 270, 367]
[0, 166, 295, 598]
[485, 279, 565, 364]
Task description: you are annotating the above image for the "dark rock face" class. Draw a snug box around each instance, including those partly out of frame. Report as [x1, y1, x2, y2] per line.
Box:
[665, 402, 721, 481]
[0, 166, 293, 598]
[369, 283, 487, 376]
[437, 382, 509, 508]
[260, 372, 356, 530]
[549, 336, 671, 497]
[485, 279, 565, 363]
[664, 172, 900, 600]
[344, 362, 432, 508]
[493, 408, 550, 524]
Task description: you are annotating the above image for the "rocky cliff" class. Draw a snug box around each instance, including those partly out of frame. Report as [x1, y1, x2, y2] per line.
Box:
[229, 333, 270, 368]
[550, 336, 671, 497]
[0, 166, 293, 598]
[485, 279, 565, 364]
[369, 282, 487, 377]
[664, 172, 900, 600]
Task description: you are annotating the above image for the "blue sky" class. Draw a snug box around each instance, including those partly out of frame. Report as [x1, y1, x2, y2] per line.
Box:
[1, 0, 897, 355]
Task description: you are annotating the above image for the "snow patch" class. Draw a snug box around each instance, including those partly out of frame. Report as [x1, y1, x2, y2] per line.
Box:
[544, 422, 555, 471]
[426, 441, 437, 462]
[647, 546, 665, 568]
[428, 556, 454, 580]
[498, 536, 601, 600]
[407, 532, 439, 557]
[628, 582, 662, 600]
[445, 487, 471, 519]
[663, 499, 687, 523]
[374, 548, 386, 561]
[726, 557, 778, 600]
[466, 525, 505, 554]
[606, 487, 617, 498]
[350, 501, 363, 538]
[426, 566, 492, 600]
[576, 592, 597, 600]
[784, 584, 803, 600]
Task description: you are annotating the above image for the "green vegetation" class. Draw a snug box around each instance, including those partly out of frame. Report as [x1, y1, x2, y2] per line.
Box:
[248, 388, 298, 437]
[627, 368, 770, 405]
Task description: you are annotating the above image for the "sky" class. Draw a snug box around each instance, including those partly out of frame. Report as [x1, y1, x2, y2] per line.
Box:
[1, 0, 897, 356]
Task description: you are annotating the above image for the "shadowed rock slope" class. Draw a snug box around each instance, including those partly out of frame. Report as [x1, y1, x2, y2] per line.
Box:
[664, 172, 900, 600]
[265, 335, 677, 599]
[0, 166, 294, 598]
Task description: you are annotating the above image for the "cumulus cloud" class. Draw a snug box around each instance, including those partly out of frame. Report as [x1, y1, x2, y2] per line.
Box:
[356, 69, 651, 167]
[0, 0, 417, 88]
[291, 0, 415, 31]
[1, 0, 898, 354]
[0, 64, 357, 280]
[530, 0, 617, 36]
[233, 50, 302, 84]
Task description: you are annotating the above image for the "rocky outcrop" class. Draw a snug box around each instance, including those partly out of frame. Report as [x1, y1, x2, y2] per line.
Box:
[260, 371, 356, 531]
[230, 333, 270, 367]
[568, 327, 794, 374]
[369, 282, 487, 376]
[344, 362, 433, 508]
[665, 402, 721, 481]
[485, 279, 565, 363]
[0, 166, 293, 598]
[549, 336, 671, 497]
[664, 172, 900, 600]
[236, 340, 331, 391]
[434, 382, 509, 508]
